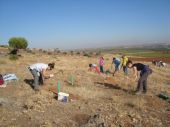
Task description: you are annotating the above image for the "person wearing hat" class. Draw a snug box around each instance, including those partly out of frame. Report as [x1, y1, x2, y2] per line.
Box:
[28, 63, 55, 91]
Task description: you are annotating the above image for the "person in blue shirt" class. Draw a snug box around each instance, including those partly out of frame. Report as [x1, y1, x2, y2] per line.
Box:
[112, 57, 121, 76]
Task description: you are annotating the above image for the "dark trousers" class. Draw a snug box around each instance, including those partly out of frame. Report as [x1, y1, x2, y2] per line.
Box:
[30, 69, 43, 89]
[100, 66, 104, 73]
[123, 66, 128, 75]
[137, 69, 152, 92]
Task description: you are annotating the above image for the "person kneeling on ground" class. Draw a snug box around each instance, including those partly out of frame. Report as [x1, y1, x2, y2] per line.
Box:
[89, 64, 100, 74]
[28, 63, 55, 91]
[127, 60, 152, 95]
[112, 57, 121, 76]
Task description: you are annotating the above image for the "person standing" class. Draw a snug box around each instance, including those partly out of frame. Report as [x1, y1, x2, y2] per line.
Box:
[28, 63, 55, 91]
[99, 57, 105, 73]
[127, 60, 152, 94]
[121, 55, 129, 76]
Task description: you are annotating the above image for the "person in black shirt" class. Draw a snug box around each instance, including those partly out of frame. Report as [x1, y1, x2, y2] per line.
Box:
[127, 60, 152, 94]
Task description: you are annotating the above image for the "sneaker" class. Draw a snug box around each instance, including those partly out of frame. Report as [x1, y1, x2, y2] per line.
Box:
[135, 91, 142, 95]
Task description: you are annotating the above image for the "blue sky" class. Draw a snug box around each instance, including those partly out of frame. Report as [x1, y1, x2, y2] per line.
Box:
[0, 0, 170, 49]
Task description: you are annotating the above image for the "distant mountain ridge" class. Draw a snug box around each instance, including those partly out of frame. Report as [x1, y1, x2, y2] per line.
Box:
[114, 43, 170, 50]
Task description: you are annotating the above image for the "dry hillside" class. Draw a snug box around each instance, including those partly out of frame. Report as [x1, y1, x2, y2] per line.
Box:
[0, 49, 170, 127]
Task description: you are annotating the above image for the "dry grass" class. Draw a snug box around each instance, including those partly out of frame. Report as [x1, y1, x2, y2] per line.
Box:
[0, 59, 7, 65]
[0, 50, 170, 127]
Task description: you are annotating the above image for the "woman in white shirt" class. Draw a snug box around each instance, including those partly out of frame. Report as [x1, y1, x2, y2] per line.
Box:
[28, 63, 55, 91]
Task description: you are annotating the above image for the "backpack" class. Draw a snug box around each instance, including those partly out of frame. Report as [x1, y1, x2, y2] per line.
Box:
[0, 74, 4, 85]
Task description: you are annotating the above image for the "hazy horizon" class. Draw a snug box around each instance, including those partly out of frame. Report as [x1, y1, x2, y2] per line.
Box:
[1, 0, 170, 49]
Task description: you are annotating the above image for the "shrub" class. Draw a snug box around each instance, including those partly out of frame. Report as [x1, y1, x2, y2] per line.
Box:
[8, 37, 28, 49]
[0, 45, 9, 48]
[89, 52, 93, 55]
[76, 52, 80, 55]
[70, 51, 74, 55]
[26, 49, 35, 54]
[9, 48, 18, 55]
[48, 52, 52, 55]
[26, 48, 31, 52]
[63, 52, 67, 55]
[57, 50, 61, 54]
[83, 53, 91, 57]
[39, 49, 43, 52]
[9, 54, 18, 60]
[43, 50, 47, 53]
[96, 51, 101, 56]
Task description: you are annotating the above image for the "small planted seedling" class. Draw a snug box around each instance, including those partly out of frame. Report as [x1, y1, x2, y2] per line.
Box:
[68, 75, 75, 86]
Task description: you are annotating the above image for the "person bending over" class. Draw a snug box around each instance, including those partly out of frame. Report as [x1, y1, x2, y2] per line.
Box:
[28, 63, 55, 91]
[112, 57, 121, 76]
[127, 60, 152, 94]
[89, 64, 100, 74]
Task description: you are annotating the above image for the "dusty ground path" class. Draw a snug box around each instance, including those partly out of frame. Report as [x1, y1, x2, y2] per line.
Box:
[0, 51, 170, 127]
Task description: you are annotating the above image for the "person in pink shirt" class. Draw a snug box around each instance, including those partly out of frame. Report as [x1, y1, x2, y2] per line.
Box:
[99, 57, 105, 73]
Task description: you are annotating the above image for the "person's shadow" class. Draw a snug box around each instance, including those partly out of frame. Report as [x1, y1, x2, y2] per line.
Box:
[95, 82, 121, 89]
[24, 79, 34, 89]
[94, 82, 135, 95]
